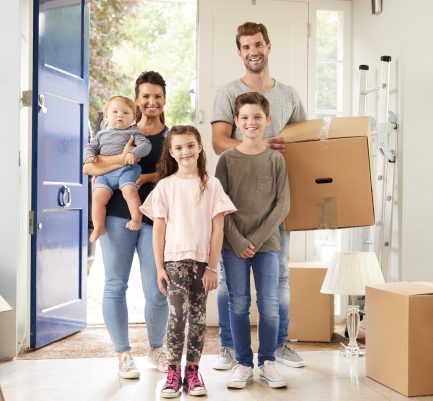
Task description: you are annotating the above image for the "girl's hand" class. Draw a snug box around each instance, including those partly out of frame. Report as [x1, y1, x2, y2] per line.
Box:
[238, 243, 256, 259]
[157, 268, 170, 296]
[202, 268, 218, 292]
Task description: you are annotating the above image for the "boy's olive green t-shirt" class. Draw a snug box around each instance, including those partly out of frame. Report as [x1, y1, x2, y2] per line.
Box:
[215, 148, 290, 256]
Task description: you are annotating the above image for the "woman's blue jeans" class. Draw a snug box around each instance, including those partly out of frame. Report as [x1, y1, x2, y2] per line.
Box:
[218, 228, 290, 349]
[222, 249, 280, 367]
[100, 216, 168, 352]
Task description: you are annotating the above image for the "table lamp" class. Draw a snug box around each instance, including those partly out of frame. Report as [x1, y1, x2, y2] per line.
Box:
[321, 251, 385, 357]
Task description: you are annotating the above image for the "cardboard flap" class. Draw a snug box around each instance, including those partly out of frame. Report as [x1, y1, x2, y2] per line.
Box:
[281, 119, 324, 142]
[367, 281, 433, 296]
[328, 116, 370, 139]
[280, 116, 370, 144]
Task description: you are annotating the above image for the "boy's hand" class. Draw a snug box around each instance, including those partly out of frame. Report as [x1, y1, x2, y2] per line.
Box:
[202, 269, 218, 292]
[125, 152, 139, 165]
[238, 243, 256, 259]
[84, 156, 96, 164]
[265, 136, 286, 153]
[156, 268, 170, 296]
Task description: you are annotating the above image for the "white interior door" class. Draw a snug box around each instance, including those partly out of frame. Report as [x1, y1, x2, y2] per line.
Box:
[198, 0, 309, 324]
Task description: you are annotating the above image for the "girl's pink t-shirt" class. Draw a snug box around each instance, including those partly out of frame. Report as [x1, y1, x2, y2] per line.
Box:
[140, 174, 236, 263]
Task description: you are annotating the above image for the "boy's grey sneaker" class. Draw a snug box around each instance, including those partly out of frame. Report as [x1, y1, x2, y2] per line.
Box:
[259, 360, 287, 388]
[227, 364, 253, 389]
[212, 346, 236, 370]
[275, 345, 305, 368]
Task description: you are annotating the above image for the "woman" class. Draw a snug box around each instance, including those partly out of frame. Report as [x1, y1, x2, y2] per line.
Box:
[83, 71, 169, 379]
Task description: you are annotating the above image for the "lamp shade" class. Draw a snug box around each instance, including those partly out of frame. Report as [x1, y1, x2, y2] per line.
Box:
[321, 251, 385, 295]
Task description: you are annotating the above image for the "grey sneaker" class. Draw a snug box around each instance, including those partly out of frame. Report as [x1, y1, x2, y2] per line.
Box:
[275, 345, 305, 368]
[147, 347, 168, 372]
[259, 360, 287, 388]
[227, 364, 253, 389]
[118, 352, 140, 379]
[212, 346, 236, 370]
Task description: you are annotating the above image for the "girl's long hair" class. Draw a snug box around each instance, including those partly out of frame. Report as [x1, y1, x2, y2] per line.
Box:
[157, 125, 208, 196]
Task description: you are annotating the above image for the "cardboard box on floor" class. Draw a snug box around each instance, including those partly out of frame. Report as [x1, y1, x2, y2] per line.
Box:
[280, 117, 374, 231]
[288, 261, 334, 342]
[366, 282, 433, 397]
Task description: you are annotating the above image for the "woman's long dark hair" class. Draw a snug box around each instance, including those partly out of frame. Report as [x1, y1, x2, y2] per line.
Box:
[157, 125, 208, 196]
[134, 71, 166, 125]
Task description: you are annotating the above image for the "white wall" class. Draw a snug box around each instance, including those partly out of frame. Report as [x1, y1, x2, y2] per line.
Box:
[352, 0, 433, 281]
[0, 0, 31, 359]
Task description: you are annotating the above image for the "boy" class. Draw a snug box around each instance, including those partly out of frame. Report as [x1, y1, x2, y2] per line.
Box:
[84, 95, 151, 243]
[215, 92, 289, 389]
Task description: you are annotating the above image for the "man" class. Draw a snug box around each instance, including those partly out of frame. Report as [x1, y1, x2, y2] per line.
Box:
[211, 21, 306, 370]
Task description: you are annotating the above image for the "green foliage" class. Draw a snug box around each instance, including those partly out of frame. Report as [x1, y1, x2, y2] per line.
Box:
[90, 0, 197, 131]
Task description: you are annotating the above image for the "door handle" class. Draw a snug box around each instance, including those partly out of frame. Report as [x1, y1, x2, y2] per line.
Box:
[59, 185, 72, 207]
[38, 94, 47, 113]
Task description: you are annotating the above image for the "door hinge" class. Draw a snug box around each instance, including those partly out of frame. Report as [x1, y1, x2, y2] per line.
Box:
[29, 210, 35, 235]
[21, 90, 32, 107]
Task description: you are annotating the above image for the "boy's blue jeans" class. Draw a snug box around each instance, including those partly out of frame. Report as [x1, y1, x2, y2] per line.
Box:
[221, 249, 280, 367]
[218, 228, 290, 350]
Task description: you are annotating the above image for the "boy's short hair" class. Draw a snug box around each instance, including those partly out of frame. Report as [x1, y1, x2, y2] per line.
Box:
[234, 92, 270, 117]
[236, 22, 270, 50]
[103, 95, 136, 119]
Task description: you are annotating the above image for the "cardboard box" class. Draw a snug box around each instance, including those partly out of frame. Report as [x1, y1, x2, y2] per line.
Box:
[281, 117, 374, 231]
[365, 282, 433, 397]
[288, 261, 334, 342]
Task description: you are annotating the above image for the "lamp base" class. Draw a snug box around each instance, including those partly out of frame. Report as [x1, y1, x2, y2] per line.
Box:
[341, 304, 365, 358]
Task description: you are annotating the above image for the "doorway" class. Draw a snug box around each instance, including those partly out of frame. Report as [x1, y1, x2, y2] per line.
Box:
[87, 0, 198, 326]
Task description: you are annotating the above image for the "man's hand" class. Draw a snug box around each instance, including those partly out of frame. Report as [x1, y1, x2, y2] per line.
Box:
[122, 136, 135, 162]
[84, 156, 96, 164]
[125, 152, 139, 165]
[239, 243, 256, 259]
[265, 136, 286, 153]
[202, 269, 218, 292]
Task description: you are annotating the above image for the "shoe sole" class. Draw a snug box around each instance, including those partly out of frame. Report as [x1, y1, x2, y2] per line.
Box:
[183, 385, 207, 396]
[212, 362, 235, 370]
[259, 376, 287, 388]
[160, 390, 180, 398]
[227, 376, 253, 389]
[146, 356, 168, 372]
[118, 371, 140, 379]
[275, 356, 305, 368]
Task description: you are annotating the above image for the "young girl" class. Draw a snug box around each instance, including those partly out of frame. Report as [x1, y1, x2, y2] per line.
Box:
[140, 125, 236, 398]
[215, 92, 289, 389]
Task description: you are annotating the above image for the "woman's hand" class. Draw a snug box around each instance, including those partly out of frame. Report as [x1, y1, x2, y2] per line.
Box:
[156, 267, 170, 296]
[202, 268, 218, 292]
[84, 156, 96, 164]
[124, 152, 138, 165]
[122, 136, 135, 160]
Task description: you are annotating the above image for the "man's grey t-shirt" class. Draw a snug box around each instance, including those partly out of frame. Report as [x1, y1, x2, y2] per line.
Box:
[211, 79, 306, 140]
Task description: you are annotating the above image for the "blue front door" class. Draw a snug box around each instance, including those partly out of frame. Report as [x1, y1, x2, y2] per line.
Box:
[30, 0, 89, 349]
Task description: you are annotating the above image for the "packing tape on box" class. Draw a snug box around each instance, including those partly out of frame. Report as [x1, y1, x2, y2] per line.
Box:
[319, 117, 331, 140]
[316, 196, 338, 229]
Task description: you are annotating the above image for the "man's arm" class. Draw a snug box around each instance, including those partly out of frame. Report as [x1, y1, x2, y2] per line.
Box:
[212, 121, 240, 155]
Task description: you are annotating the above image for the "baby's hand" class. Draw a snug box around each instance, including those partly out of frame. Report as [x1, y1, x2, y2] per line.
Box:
[125, 152, 138, 165]
[84, 156, 96, 164]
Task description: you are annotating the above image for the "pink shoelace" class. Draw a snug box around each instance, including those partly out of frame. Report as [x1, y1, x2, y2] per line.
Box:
[163, 366, 181, 390]
[185, 365, 205, 390]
